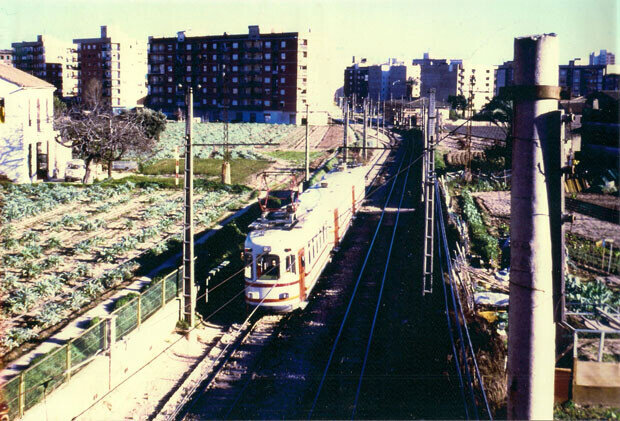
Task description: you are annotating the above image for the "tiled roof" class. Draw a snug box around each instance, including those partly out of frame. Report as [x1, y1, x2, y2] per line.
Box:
[0, 63, 55, 89]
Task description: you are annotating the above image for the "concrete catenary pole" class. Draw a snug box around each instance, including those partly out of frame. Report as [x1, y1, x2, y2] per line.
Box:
[363, 98, 368, 161]
[343, 99, 349, 166]
[507, 33, 559, 420]
[305, 103, 310, 182]
[183, 87, 196, 327]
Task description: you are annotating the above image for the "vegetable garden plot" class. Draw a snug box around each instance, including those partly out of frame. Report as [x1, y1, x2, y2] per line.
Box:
[0, 180, 250, 357]
[143, 122, 300, 162]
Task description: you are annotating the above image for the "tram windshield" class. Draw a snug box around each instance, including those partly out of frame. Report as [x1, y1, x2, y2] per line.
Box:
[257, 254, 280, 280]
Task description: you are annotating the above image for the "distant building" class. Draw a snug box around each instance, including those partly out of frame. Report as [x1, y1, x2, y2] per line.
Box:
[456, 61, 496, 112]
[344, 58, 369, 101]
[12, 35, 78, 99]
[345, 58, 420, 103]
[0, 50, 13, 66]
[494, 60, 514, 96]
[74, 26, 147, 111]
[589, 49, 615, 65]
[0, 64, 72, 182]
[412, 54, 459, 103]
[559, 60, 606, 98]
[147, 25, 309, 124]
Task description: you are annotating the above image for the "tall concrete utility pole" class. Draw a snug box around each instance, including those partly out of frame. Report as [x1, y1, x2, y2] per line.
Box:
[362, 99, 368, 161]
[183, 87, 196, 326]
[305, 103, 310, 182]
[507, 33, 560, 420]
[343, 99, 349, 166]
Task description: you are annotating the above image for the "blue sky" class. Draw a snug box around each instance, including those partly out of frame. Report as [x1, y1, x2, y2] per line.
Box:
[2, 0, 618, 104]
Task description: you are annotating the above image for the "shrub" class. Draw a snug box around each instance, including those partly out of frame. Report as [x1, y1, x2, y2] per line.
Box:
[45, 236, 62, 250]
[7, 286, 40, 314]
[0, 273, 18, 291]
[82, 279, 104, 298]
[67, 290, 88, 311]
[21, 261, 43, 278]
[19, 230, 39, 244]
[114, 293, 138, 310]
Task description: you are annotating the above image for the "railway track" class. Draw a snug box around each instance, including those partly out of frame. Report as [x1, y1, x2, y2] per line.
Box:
[166, 131, 421, 420]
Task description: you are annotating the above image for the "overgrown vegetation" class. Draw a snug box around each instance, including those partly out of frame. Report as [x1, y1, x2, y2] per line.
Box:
[554, 401, 620, 420]
[461, 189, 500, 266]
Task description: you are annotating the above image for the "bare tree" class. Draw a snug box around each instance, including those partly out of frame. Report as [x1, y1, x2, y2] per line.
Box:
[83, 79, 104, 111]
[54, 106, 160, 182]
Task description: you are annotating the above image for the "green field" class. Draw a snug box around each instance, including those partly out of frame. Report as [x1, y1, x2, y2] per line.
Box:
[264, 150, 325, 165]
[140, 158, 271, 184]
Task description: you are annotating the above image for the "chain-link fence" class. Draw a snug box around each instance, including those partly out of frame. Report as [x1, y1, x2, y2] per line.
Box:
[0, 265, 183, 419]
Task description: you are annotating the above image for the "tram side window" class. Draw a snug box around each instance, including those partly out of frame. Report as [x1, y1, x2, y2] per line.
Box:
[285, 255, 296, 274]
[257, 254, 280, 280]
[243, 251, 253, 279]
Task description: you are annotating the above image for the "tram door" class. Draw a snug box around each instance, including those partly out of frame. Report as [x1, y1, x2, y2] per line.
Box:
[36, 142, 48, 180]
[298, 249, 306, 301]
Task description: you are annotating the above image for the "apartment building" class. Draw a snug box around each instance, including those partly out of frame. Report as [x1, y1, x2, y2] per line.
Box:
[412, 54, 459, 103]
[11, 35, 78, 98]
[0, 64, 71, 182]
[0, 50, 13, 66]
[345, 58, 420, 102]
[494, 60, 514, 96]
[559, 60, 606, 98]
[147, 25, 309, 124]
[455, 61, 496, 112]
[344, 58, 369, 101]
[589, 49, 615, 66]
[73, 26, 147, 111]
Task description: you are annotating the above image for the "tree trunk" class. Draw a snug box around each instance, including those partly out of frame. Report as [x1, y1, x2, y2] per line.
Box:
[83, 158, 93, 184]
[108, 160, 113, 179]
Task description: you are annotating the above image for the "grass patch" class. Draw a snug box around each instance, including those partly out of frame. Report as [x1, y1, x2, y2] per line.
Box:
[308, 156, 339, 186]
[140, 158, 271, 184]
[265, 150, 324, 165]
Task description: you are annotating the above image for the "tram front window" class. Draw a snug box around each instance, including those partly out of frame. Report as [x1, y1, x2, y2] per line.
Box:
[257, 254, 280, 280]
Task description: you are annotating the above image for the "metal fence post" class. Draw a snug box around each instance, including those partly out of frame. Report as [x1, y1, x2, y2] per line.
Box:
[66, 341, 72, 381]
[18, 373, 24, 418]
[161, 277, 166, 307]
[107, 316, 116, 391]
[598, 332, 605, 362]
[137, 295, 142, 327]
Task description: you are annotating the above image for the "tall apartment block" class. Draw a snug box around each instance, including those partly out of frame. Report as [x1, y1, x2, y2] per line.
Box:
[147, 25, 309, 124]
[0, 50, 13, 66]
[456, 61, 496, 111]
[494, 60, 514, 96]
[73, 26, 147, 111]
[412, 55, 459, 103]
[345, 57, 420, 102]
[11, 35, 78, 98]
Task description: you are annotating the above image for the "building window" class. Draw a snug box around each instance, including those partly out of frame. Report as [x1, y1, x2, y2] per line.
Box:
[167, 98, 173, 103]
[233, 42, 238, 49]
[186, 76, 191, 82]
[167, 87, 172, 93]
[186, 44, 192, 50]
[167, 65, 173, 72]
[212, 43, 217, 49]
[203, 87, 207, 93]
[212, 54, 217, 60]
[202, 76, 207, 82]
[202, 43, 207, 49]
[281, 41, 286, 48]
[211, 65, 216, 71]
[232, 99, 238, 105]
[233, 54, 238, 60]
[265, 65, 271, 72]
[212, 77, 217, 83]
[265, 53, 271, 59]
[212, 99, 217, 105]
[265, 77, 271, 83]
[281, 53, 285, 59]
[187, 66, 191, 72]
[232, 65, 238, 72]
[280, 65, 286, 71]
[265, 41, 271, 48]
[264, 100, 270, 107]
[233, 88, 238, 94]
[280, 89, 285, 95]
[280, 77, 285, 83]
[232, 77, 238, 83]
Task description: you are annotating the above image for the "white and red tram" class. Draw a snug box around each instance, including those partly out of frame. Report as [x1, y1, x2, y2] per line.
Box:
[244, 166, 367, 311]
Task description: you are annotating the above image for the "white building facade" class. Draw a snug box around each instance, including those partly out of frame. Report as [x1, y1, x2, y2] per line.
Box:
[0, 64, 71, 183]
[456, 61, 497, 112]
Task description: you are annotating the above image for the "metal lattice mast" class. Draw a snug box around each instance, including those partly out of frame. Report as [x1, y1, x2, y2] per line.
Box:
[422, 89, 436, 295]
[343, 98, 349, 166]
[363, 98, 368, 161]
[183, 87, 195, 326]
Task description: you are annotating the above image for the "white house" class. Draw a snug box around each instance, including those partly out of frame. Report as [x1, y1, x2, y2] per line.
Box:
[0, 64, 71, 183]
